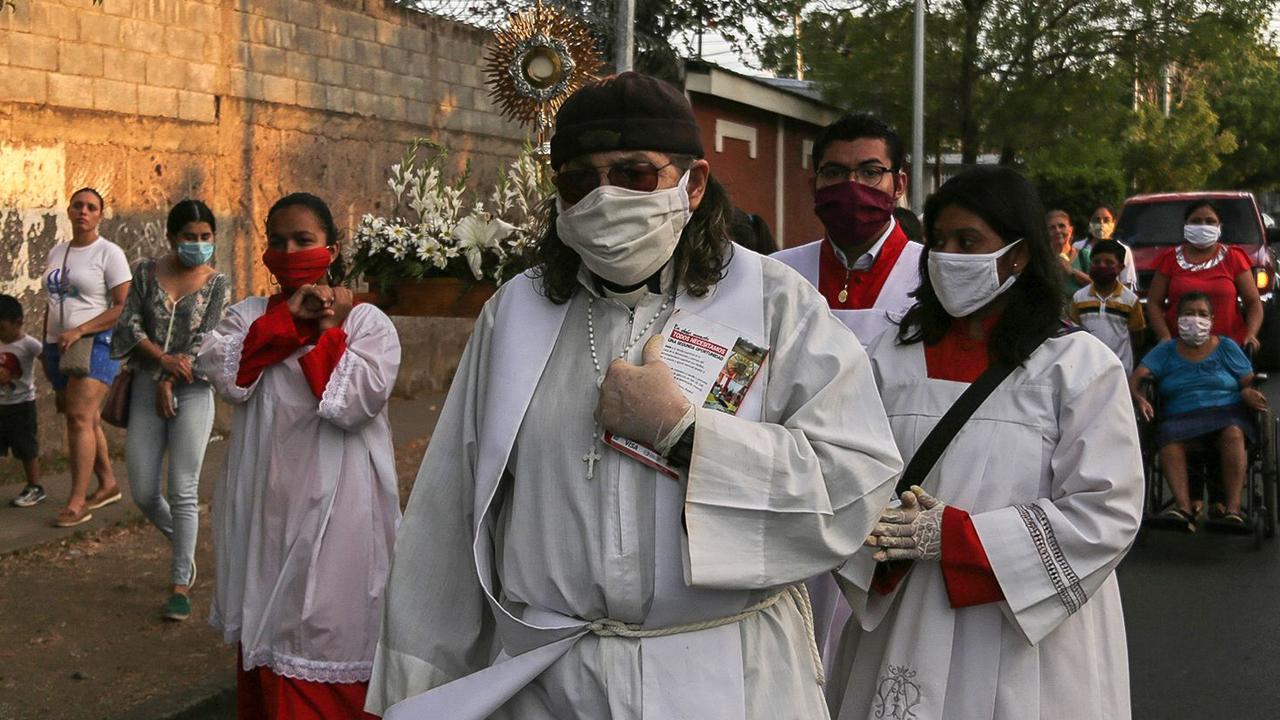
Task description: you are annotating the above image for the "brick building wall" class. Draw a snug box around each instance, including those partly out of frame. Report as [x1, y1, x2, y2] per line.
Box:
[692, 99, 780, 236]
[782, 117, 824, 247]
[0, 0, 521, 451]
[684, 64, 835, 250]
[1, 0, 521, 301]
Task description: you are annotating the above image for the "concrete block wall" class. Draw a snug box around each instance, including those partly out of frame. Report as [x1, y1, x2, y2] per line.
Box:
[0, 0, 524, 451]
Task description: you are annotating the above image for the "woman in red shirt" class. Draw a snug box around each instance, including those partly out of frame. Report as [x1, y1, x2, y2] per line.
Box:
[1147, 200, 1263, 352]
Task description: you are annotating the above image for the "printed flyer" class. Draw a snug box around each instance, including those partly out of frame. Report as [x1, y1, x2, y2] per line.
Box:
[604, 309, 770, 478]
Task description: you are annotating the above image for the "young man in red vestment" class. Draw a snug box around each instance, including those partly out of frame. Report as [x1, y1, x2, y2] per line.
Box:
[772, 113, 924, 674]
[774, 113, 922, 348]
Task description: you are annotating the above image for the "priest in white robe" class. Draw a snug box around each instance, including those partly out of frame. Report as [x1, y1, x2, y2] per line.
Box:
[367, 72, 903, 720]
[830, 167, 1141, 720]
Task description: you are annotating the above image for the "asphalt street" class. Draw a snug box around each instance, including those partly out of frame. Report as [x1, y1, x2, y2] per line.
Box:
[1119, 375, 1280, 719]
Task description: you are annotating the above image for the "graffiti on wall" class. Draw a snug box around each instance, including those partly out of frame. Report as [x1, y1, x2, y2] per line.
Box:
[0, 144, 179, 332]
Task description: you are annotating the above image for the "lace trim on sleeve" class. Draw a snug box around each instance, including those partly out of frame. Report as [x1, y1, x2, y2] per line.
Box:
[222, 333, 246, 388]
[317, 349, 356, 420]
[1015, 503, 1087, 615]
[241, 647, 373, 684]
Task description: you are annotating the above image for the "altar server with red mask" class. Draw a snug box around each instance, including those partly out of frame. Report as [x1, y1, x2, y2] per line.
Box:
[774, 113, 922, 349]
[196, 193, 401, 720]
[773, 113, 923, 675]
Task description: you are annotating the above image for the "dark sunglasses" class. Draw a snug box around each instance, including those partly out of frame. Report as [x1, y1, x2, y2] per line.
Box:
[554, 160, 678, 205]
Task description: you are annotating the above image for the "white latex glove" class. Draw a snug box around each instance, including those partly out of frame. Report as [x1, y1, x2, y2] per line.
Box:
[866, 485, 946, 562]
[598, 335, 693, 449]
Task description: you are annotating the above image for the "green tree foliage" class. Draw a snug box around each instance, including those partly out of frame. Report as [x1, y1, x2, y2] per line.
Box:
[763, 0, 1270, 174]
[1203, 41, 1280, 190]
[1030, 165, 1126, 231]
[1123, 83, 1238, 193]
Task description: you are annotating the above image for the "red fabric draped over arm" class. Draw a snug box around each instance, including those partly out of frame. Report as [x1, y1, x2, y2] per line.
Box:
[235, 296, 318, 388]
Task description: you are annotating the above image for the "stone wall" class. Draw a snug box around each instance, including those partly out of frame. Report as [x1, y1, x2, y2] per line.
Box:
[0, 0, 516, 451]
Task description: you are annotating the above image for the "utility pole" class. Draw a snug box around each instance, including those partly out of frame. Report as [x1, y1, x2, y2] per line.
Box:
[793, 13, 804, 80]
[910, 0, 925, 212]
[615, 0, 635, 73]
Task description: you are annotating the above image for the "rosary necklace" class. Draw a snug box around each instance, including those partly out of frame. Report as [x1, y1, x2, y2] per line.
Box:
[581, 292, 673, 480]
[837, 268, 851, 303]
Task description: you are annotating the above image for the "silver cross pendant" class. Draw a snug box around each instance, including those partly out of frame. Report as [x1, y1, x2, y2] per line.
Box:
[582, 444, 601, 481]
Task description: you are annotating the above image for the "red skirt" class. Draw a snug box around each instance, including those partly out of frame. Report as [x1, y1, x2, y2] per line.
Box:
[237, 654, 378, 720]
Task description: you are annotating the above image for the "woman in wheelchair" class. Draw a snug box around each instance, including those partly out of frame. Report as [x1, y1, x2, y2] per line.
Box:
[1130, 291, 1268, 529]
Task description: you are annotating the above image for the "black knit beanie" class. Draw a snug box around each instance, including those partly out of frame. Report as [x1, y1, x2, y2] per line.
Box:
[549, 72, 705, 169]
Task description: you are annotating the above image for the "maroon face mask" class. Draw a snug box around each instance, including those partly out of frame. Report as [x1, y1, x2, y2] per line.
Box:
[813, 181, 897, 248]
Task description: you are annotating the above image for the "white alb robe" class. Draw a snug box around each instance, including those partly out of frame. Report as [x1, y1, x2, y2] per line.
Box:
[197, 300, 403, 683]
[774, 232, 922, 673]
[828, 329, 1142, 720]
[368, 247, 903, 719]
[772, 236, 922, 348]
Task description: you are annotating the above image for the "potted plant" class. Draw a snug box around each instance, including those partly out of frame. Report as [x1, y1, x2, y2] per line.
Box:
[350, 138, 550, 317]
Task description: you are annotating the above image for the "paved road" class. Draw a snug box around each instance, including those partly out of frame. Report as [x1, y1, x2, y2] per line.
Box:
[1120, 376, 1280, 719]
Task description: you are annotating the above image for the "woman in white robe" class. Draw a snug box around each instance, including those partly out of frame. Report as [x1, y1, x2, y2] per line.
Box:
[829, 167, 1143, 720]
[197, 193, 401, 717]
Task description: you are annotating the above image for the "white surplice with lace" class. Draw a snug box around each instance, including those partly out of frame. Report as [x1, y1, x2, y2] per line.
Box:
[197, 299, 402, 683]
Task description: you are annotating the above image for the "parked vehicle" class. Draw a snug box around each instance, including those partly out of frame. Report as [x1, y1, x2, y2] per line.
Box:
[1116, 191, 1280, 369]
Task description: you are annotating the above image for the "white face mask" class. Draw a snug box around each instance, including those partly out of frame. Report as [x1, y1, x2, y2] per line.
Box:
[556, 172, 692, 287]
[1184, 224, 1221, 248]
[927, 239, 1023, 318]
[1089, 220, 1115, 240]
[1177, 315, 1212, 346]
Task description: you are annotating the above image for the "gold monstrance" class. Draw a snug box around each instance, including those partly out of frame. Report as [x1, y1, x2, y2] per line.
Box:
[484, 2, 602, 148]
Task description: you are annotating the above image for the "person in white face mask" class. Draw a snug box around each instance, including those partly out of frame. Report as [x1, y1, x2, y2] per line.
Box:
[1130, 292, 1266, 530]
[1072, 204, 1138, 290]
[1146, 199, 1263, 354]
[829, 167, 1143, 720]
[369, 71, 903, 720]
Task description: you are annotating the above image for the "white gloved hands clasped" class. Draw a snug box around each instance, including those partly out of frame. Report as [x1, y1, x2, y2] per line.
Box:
[598, 335, 694, 453]
[866, 485, 946, 562]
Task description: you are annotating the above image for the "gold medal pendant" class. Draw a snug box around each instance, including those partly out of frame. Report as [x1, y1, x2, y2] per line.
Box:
[838, 288, 849, 303]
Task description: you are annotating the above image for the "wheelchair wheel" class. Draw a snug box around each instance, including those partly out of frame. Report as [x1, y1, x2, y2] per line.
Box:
[1267, 412, 1279, 538]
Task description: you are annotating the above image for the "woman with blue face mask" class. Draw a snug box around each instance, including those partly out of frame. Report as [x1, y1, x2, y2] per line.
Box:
[110, 198, 229, 621]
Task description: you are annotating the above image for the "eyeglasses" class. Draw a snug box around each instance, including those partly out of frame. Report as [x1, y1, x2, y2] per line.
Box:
[816, 163, 894, 186]
[554, 160, 678, 205]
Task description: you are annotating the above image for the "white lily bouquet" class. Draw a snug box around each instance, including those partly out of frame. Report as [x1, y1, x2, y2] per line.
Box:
[350, 138, 550, 292]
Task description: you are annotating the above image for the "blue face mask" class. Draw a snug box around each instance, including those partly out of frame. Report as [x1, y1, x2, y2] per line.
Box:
[176, 242, 214, 267]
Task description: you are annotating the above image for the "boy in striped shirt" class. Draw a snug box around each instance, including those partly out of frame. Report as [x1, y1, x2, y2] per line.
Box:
[1070, 240, 1146, 372]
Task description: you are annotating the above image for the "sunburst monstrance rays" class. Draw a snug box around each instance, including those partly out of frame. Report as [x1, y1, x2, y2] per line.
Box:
[484, 3, 601, 142]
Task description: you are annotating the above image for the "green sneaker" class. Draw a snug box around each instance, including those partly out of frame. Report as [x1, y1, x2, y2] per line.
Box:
[162, 593, 191, 621]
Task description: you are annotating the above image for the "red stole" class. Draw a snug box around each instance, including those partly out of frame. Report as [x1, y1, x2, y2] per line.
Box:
[817, 224, 910, 310]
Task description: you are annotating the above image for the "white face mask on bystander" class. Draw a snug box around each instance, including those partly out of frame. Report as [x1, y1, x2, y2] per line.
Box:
[1183, 224, 1221, 249]
[556, 172, 692, 287]
[1177, 315, 1212, 346]
[926, 239, 1023, 318]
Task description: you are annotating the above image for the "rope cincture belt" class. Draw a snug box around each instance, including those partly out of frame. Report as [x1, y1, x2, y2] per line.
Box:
[584, 583, 825, 687]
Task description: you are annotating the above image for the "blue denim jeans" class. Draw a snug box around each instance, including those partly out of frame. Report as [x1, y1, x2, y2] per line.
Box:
[125, 373, 215, 586]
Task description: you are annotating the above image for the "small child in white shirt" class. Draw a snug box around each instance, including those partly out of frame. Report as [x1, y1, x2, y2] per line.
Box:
[0, 294, 45, 507]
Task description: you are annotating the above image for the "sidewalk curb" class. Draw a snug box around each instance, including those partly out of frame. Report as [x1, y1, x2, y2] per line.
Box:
[0, 507, 149, 559]
[108, 670, 234, 720]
